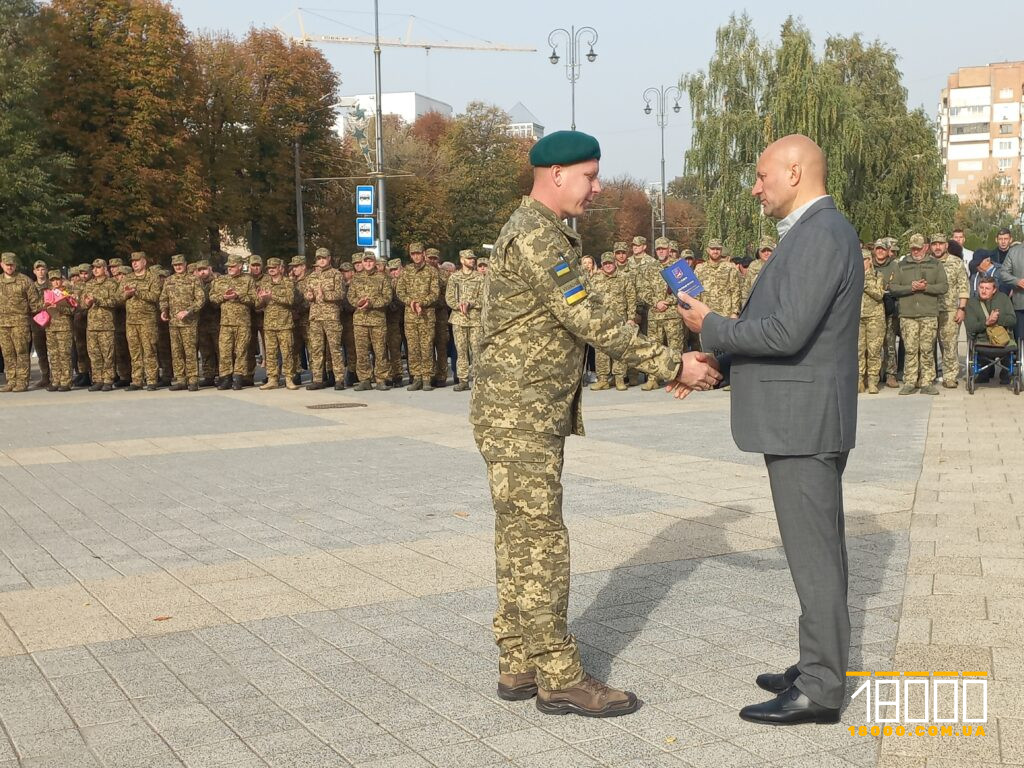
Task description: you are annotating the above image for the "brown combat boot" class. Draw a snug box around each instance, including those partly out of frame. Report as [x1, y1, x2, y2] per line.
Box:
[589, 380, 610, 391]
[885, 375, 898, 388]
[497, 671, 538, 701]
[640, 379, 658, 391]
[536, 675, 639, 718]
[259, 380, 278, 390]
[867, 382, 879, 394]
[858, 380, 865, 393]
[614, 377, 628, 391]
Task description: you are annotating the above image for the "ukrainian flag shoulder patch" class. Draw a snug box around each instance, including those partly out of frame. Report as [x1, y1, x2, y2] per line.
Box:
[563, 282, 587, 305]
[553, 260, 571, 278]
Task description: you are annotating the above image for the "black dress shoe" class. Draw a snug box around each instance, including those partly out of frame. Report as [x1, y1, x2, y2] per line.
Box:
[756, 664, 799, 695]
[739, 686, 840, 726]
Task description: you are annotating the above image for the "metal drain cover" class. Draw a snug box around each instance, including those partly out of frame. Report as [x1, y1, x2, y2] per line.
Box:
[305, 402, 368, 410]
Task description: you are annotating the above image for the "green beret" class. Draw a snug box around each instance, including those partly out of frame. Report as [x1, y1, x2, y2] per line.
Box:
[170, 254, 186, 265]
[529, 130, 601, 167]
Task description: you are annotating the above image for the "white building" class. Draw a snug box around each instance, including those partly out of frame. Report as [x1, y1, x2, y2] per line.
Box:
[337, 91, 452, 136]
[505, 102, 544, 140]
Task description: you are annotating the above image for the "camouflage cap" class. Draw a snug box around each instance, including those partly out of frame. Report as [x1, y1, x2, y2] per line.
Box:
[314, 247, 330, 260]
[193, 259, 209, 269]
[600, 252, 615, 265]
[0, 252, 16, 266]
[91, 258, 107, 268]
[68, 265, 81, 277]
[654, 236, 670, 248]
[360, 252, 376, 261]
[265, 257, 283, 268]
[289, 255, 307, 267]
[170, 254, 186, 265]
[873, 239, 888, 249]
[682, 249, 694, 258]
[387, 258, 402, 270]
[758, 236, 776, 251]
[632, 235, 647, 246]
[338, 262, 353, 272]
[248, 254, 263, 266]
[425, 247, 441, 257]
[157, 268, 169, 278]
[33, 259, 47, 269]
[613, 241, 628, 252]
[108, 258, 124, 268]
[77, 263, 91, 273]
[477, 257, 488, 265]
[147, 264, 161, 273]
[47, 269, 62, 280]
[225, 254, 243, 266]
[459, 249, 476, 260]
[407, 242, 424, 254]
[129, 251, 146, 262]
[929, 232, 946, 244]
[908, 233, 926, 249]
[668, 240, 678, 250]
[706, 238, 723, 249]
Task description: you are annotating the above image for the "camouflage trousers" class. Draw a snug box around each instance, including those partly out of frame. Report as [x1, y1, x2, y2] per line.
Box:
[453, 325, 480, 382]
[433, 318, 450, 382]
[0, 323, 31, 389]
[354, 324, 389, 383]
[858, 314, 885, 382]
[246, 320, 262, 380]
[218, 325, 251, 377]
[198, 321, 218, 380]
[387, 311, 404, 379]
[341, 315, 356, 376]
[31, 321, 49, 384]
[169, 325, 199, 385]
[308, 318, 343, 384]
[594, 350, 626, 379]
[293, 321, 309, 377]
[126, 322, 159, 386]
[405, 316, 435, 380]
[884, 314, 899, 377]
[900, 316, 938, 388]
[157, 321, 172, 382]
[73, 314, 90, 375]
[114, 324, 130, 381]
[87, 330, 115, 385]
[473, 426, 584, 691]
[937, 310, 961, 385]
[264, 328, 294, 381]
[45, 329, 73, 388]
[648, 316, 686, 383]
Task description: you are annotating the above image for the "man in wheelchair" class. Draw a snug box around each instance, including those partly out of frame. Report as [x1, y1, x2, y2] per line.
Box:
[965, 276, 1019, 388]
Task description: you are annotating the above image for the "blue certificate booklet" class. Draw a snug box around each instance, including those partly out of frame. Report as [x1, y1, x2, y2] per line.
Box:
[661, 259, 703, 304]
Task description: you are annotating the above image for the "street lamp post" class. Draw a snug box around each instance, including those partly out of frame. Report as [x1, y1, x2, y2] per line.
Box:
[547, 25, 598, 131]
[642, 85, 682, 239]
[372, 0, 388, 257]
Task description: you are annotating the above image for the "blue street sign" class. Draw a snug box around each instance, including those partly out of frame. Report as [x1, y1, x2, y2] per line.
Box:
[356, 217, 375, 248]
[356, 185, 374, 215]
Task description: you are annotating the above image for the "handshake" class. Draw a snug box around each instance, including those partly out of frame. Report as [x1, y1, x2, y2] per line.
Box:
[667, 351, 722, 399]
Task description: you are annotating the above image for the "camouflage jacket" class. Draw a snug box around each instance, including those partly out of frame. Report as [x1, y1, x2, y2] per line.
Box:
[305, 267, 344, 324]
[861, 269, 885, 319]
[741, 258, 767, 305]
[936, 254, 969, 313]
[694, 260, 741, 317]
[44, 288, 75, 333]
[469, 197, 679, 437]
[0, 272, 42, 327]
[637, 259, 679, 319]
[261, 277, 297, 331]
[445, 270, 485, 327]
[397, 263, 440, 322]
[82, 277, 124, 331]
[209, 273, 255, 326]
[347, 270, 391, 327]
[122, 269, 162, 325]
[159, 273, 205, 327]
[198, 280, 219, 326]
[292, 274, 310, 326]
[590, 270, 636, 321]
[434, 267, 450, 321]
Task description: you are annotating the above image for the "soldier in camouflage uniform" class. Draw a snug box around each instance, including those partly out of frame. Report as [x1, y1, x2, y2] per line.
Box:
[243, 256, 266, 386]
[121, 252, 162, 390]
[195, 261, 220, 386]
[42, 270, 75, 391]
[638, 237, 687, 389]
[0, 253, 43, 393]
[472, 131, 721, 717]
[257, 258, 299, 390]
[872, 239, 901, 387]
[398, 242, 441, 391]
[110, 258, 132, 386]
[695, 238, 741, 319]
[304, 248, 345, 391]
[338, 261, 357, 385]
[930, 233, 969, 388]
[889, 234, 947, 395]
[588, 253, 636, 391]
[446, 249, 485, 391]
[71, 264, 92, 387]
[81, 259, 124, 391]
[742, 237, 775, 305]
[159, 255, 205, 391]
[425, 248, 451, 386]
[30, 260, 50, 388]
[858, 253, 886, 394]
[152, 266, 173, 386]
[289, 256, 310, 384]
[349, 253, 391, 390]
[386, 258, 405, 386]
[209, 254, 256, 390]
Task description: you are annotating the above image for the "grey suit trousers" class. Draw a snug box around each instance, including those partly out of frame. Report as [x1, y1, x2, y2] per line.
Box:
[764, 450, 850, 709]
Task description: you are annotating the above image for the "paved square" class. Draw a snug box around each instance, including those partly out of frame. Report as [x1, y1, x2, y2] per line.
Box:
[0, 381, 1019, 767]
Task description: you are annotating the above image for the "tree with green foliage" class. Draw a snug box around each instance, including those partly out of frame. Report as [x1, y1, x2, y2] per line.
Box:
[0, 0, 85, 262]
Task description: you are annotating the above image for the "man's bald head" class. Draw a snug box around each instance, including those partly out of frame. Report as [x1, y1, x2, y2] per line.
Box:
[752, 134, 828, 220]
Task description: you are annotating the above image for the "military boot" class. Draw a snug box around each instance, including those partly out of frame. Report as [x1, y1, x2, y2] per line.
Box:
[169, 382, 186, 391]
[334, 379, 345, 391]
[536, 675, 639, 718]
[216, 378, 231, 390]
[921, 383, 939, 395]
[46, 384, 59, 392]
[187, 382, 199, 392]
[421, 379, 434, 391]
[373, 381, 389, 391]
[231, 375, 242, 391]
[497, 671, 538, 701]
[640, 379, 658, 391]
[306, 381, 326, 390]
[885, 375, 898, 388]
[867, 382, 879, 394]
[353, 381, 372, 392]
[614, 377, 628, 391]
[407, 379, 423, 392]
[898, 384, 916, 395]
[453, 381, 469, 392]
[0, 383, 14, 393]
[858, 380, 865, 393]
[589, 380, 610, 391]
[285, 378, 299, 391]
[260, 380, 279, 391]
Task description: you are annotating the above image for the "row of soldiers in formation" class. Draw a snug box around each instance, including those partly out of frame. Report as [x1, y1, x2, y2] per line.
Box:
[0, 245, 488, 393]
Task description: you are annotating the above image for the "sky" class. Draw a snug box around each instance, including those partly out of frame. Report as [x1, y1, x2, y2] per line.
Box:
[171, 0, 1021, 185]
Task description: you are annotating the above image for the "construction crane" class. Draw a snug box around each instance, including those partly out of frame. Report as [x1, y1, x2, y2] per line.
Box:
[283, 5, 535, 259]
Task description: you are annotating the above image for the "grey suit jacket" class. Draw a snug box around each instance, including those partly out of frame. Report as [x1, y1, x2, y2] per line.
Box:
[997, 243, 1024, 311]
[701, 196, 863, 456]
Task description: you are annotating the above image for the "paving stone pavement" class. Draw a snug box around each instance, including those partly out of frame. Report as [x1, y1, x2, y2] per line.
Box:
[0, 377, 1016, 767]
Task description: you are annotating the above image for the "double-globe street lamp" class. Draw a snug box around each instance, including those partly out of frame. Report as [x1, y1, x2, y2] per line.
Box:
[547, 26, 598, 132]
[642, 85, 682, 239]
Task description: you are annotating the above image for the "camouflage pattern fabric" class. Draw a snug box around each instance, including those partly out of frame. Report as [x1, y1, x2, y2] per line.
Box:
[859, 269, 886, 383]
[262, 278, 297, 381]
[0, 271, 41, 390]
[210, 273, 255, 377]
[87, 330, 115, 384]
[217, 326, 251, 378]
[72, 291, 91, 376]
[354, 325, 388, 383]
[694, 260, 741, 317]
[937, 254, 968, 385]
[901, 316, 938, 388]
[447, 270, 485, 382]
[742, 258, 766, 305]
[397, 263, 440, 380]
[44, 293, 74, 388]
[452, 325, 480, 382]
[160, 272, 205, 386]
[433, 266, 451, 382]
[198, 282, 219, 380]
[123, 269, 162, 385]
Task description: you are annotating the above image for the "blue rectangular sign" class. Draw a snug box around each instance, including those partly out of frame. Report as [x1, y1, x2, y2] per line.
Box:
[356, 185, 374, 215]
[355, 217, 375, 247]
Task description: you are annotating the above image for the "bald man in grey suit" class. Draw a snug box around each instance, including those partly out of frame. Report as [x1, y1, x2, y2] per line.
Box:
[676, 135, 863, 725]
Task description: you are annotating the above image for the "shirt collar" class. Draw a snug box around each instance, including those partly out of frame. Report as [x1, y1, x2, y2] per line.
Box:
[775, 195, 830, 242]
[523, 196, 580, 248]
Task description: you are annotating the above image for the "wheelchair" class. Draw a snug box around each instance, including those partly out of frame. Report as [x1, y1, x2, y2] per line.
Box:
[966, 336, 1022, 395]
